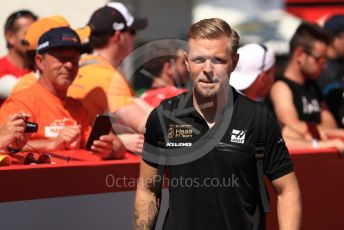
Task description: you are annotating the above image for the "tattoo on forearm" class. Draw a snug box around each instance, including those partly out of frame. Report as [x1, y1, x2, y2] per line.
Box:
[134, 198, 159, 230]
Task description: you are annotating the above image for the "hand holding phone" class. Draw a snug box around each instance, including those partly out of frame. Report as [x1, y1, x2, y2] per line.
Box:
[85, 115, 112, 150]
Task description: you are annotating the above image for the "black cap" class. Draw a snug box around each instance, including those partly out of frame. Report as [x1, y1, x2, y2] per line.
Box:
[324, 14, 344, 36]
[88, 2, 147, 36]
[37, 27, 81, 54]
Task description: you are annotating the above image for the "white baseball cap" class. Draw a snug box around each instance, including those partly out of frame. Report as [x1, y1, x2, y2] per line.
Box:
[87, 2, 147, 36]
[230, 43, 275, 91]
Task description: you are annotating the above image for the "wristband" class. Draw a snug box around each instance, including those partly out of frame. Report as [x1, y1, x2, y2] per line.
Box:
[312, 139, 319, 149]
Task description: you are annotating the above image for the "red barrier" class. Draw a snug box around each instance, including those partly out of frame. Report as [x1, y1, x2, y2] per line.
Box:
[267, 148, 344, 230]
[1, 148, 343, 229]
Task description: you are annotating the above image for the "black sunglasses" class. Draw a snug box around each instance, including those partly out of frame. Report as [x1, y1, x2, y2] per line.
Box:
[7, 140, 52, 165]
[303, 49, 327, 64]
[23, 152, 51, 165]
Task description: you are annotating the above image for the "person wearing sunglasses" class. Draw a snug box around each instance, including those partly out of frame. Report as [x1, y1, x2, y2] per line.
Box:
[0, 10, 37, 105]
[0, 27, 125, 159]
[231, 43, 344, 152]
[270, 21, 344, 144]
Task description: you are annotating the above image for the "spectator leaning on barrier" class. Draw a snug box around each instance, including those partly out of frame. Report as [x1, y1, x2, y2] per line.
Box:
[67, 2, 152, 154]
[67, 2, 152, 133]
[0, 10, 37, 103]
[231, 43, 344, 152]
[317, 14, 344, 128]
[0, 27, 124, 159]
[11, 15, 90, 94]
[134, 18, 301, 230]
[270, 21, 344, 143]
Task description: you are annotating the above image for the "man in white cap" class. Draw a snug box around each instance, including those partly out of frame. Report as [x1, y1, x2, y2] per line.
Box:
[230, 43, 275, 101]
[231, 43, 344, 151]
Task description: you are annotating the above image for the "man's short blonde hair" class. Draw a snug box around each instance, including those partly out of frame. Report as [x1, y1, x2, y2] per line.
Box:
[187, 18, 240, 53]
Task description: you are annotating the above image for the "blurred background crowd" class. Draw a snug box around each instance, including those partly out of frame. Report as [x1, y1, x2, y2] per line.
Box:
[0, 0, 343, 163]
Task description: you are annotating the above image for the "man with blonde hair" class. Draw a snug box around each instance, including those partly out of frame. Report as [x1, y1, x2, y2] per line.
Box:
[134, 18, 301, 230]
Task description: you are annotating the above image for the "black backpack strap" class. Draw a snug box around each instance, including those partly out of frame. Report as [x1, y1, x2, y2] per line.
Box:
[155, 164, 165, 202]
[255, 102, 271, 213]
[154, 98, 177, 202]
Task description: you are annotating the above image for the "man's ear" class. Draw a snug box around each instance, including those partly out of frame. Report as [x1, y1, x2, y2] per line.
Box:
[163, 61, 173, 75]
[5, 31, 15, 46]
[231, 53, 239, 72]
[184, 51, 190, 72]
[294, 47, 306, 62]
[110, 31, 121, 44]
[35, 54, 44, 72]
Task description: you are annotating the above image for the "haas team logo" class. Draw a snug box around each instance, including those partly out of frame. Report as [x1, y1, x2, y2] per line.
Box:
[168, 127, 174, 139]
[230, 129, 247, 144]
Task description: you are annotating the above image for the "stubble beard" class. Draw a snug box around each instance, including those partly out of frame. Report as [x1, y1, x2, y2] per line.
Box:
[194, 82, 218, 98]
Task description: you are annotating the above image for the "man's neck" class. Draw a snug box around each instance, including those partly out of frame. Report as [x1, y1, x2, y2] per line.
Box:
[7, 49, 26, 69]
[38, 76, 67, 99]
[284, 61, 305, 84]
[152, 73, 174, 88]
[193, 88, 229, 128]
[93, 46, 121, 68]
[242, 88, 257, 101]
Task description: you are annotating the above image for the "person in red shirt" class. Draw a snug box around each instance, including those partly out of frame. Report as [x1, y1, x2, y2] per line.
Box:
[0, 10, 37, 103]
[0, 27, 124, 159]
[139, 41, 190, 107]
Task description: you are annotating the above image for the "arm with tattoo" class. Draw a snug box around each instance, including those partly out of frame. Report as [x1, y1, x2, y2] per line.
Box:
[134, 160, 160, 230]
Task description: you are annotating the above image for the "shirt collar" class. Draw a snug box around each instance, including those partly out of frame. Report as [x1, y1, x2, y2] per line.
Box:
[175, 87, 239, 119]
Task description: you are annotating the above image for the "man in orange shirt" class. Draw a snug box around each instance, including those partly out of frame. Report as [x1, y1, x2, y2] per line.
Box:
[67, 3, 153, 153]
[0, 27, 124, 159]
[68, 2, 152, 134]
[12, 15, 89, 94]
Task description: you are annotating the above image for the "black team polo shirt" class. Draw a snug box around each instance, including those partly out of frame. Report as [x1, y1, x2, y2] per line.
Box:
[142, 88, 294, 230]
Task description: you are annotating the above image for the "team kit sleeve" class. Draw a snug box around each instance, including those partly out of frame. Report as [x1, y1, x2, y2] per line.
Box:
[142, 108, 162, 168]
[263, 109, 295, 181]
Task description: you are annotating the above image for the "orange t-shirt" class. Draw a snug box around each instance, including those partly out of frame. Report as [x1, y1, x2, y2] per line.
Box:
[11, 71, 38, 94]
[67, 55, 135, 120]
[0, 82, 91, 146]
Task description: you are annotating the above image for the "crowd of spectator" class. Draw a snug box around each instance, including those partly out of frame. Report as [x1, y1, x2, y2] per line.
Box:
[0, 2, 343, 164]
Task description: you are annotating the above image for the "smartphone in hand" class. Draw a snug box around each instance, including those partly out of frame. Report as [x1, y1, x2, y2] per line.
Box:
[85, 115, 113, 150]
